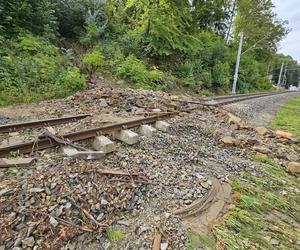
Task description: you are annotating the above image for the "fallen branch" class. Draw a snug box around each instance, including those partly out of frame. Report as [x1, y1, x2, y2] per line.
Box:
[25, 208, 94, 232]
[42, 130, 89, 151]
[67, 196, 107, 229]
[96, 168, 140, 177]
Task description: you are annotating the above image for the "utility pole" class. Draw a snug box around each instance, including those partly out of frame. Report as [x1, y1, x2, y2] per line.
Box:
[232, 32, 244, 95]
[283, 62, 288, 86]
[277, 62, 284, 91]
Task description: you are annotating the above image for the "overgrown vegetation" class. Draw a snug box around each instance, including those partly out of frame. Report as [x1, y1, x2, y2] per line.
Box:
[0, 0, 299, 106]
[211, 156, 300, 249]
[271, 95, 300, 138]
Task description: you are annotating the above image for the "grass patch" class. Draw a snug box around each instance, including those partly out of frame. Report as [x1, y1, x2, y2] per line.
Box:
[271, 95, 300, 138]
[106, 228, 125, 242]
[213, 157, 300, 249]
[186, 229, 216, 250]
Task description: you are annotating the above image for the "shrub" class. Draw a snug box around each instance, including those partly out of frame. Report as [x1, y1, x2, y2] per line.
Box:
[117, 55, 163, 87]
[0, 33, 86, 106]
[83, 46, 105, 73]
[80, 22, 100, 47]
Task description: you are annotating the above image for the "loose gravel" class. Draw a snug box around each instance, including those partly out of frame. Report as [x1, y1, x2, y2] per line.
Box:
[1, 83, 299, 249]
[225, 92, 300, 126]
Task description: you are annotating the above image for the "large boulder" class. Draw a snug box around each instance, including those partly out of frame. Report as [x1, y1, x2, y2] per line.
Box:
[255, 127, 269, 136]
[253, 146, 272, 155]
[227, 113, 242, 126]
[221, 136, 236, 146]
[287, 162, 300, 174]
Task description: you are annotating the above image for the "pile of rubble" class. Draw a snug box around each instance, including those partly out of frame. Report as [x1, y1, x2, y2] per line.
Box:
[1, 82, 299, 249]
[0, 161, 146, 249]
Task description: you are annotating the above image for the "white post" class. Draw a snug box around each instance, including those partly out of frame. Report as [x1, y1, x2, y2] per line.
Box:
[277, 62, 284, 91]
[232, 32, 244, 95]
[283, 62, 288, 86]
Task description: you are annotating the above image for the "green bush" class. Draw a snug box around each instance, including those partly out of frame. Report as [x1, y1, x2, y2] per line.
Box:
[117, 55, 163, 88]
[83, 45, 105, 73]
[80, 22, 100, 47]
[0, 33, 86, 106]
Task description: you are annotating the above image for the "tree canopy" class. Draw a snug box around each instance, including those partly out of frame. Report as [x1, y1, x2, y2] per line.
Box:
[0, 0, 298, 106]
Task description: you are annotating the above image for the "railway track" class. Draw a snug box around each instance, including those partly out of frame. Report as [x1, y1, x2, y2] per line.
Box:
[0, 114, 91, 133]
[0, 113, 175, 158]
[0, 90, 297, 158]
[179, 91, 296, 106]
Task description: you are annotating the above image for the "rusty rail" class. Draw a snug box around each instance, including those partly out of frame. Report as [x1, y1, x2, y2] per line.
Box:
[0, 113, 175, 157]
[178, 91, 295, 107]
[205, 91, 293, 106]
[0, 114, 91, 133]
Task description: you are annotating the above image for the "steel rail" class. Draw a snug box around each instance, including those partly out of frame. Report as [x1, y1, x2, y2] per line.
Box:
[0, 113, 175, 157]
[0, 114, 91, 133]
[202, 92, 276, 101]
[205, 91, 293, 106]
[178, 91, 295, 106]
[176, 92, 277, 104]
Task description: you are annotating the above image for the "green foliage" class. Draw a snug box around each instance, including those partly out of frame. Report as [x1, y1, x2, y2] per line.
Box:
[117, 55, 163, 88]
[186, 229, 216, 250]
[80, 22, 101, 47]
[106, 228, 125, 242]
[0, 0, 297, 106]
[83, 46, 105, 71]
[54, 0, 108, 39]
[0, 33, 85, 106]
[214, 157, 300, 249]
[235, 0, 289, 54]
[0, 0, 58, 38]
[271, 95, 300, 138]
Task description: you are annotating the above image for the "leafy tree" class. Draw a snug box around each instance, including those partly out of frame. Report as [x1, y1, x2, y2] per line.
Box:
[54, 0, 108, 39]
[0, 0, 57, 37]
[190, 0, 232, 36]
[235, 0, 289, 56]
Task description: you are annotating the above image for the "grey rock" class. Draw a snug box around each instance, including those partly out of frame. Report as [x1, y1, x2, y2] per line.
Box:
[136, 226, 152, 235]
[9, 212, 17, 221]
[55, 207, 64, 217]
[50, 183, 57, 189]
[50, 216, 59, 227]
[117, 220, 131, 227]
[22, 237, 35, 247]
[30, 188, 44, 193]
[270, 239, 279, 245]
[65, 202, 72, 209]
[99, 99, 108, 107]
[14, 238, 22, 247]
[0, 188, 13, 196]
[201, 182, 209, 189]
[101, 199, 109, 205]
[96, 213, 104, 221]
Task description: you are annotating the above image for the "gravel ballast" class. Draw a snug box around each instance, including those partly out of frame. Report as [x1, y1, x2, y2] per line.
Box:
[225, 92, 300, 126]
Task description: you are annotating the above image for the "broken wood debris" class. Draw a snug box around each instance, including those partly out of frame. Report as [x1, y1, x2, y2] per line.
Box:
[0, 157, 36, 168]
[152, 234, 162, 250]
[42, 129, 89, 152]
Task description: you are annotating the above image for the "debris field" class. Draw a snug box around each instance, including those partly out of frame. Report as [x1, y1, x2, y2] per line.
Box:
[0, 83, 300, 249]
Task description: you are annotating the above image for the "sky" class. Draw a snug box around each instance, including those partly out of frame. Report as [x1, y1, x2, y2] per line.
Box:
[273, 0, 300, 62]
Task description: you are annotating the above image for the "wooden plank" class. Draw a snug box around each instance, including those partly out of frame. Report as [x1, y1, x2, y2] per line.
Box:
[152, 234, 162, 250]
[0, 158, 36, 168]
